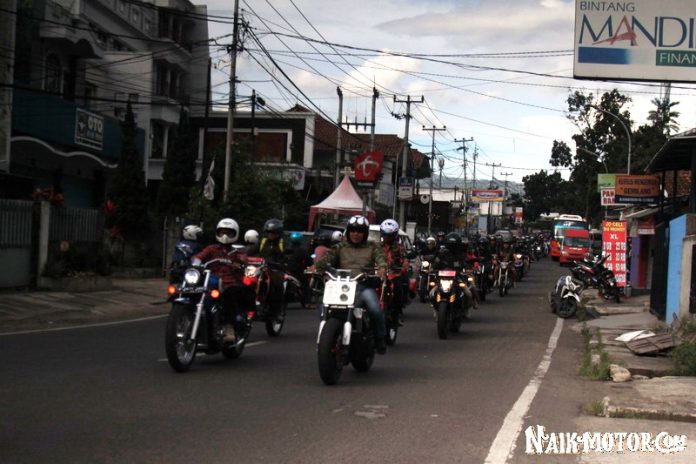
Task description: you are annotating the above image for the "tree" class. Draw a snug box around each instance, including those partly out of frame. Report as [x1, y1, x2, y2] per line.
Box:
[647, 97, 680, 137]
[107, 103, 149, 239]
[157, 106, 196, 217]
[522, 170, 568, 221]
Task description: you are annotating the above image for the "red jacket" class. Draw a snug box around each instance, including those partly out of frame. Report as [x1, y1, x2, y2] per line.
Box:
[193, 244, 247, 288]
[381, 241, 408, 275]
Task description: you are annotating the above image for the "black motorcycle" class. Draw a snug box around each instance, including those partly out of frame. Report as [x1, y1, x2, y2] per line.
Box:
[571, 255, 620, 303]
[432, 268, 471, 340]
[165, 258, 255, 372]
[418, 258, 437, 303]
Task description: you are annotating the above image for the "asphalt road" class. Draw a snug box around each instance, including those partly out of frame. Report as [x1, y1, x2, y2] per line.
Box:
[1, 259, 588, 464]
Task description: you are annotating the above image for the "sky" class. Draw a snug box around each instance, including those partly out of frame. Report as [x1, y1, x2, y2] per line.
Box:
[199, 0, 696, 185]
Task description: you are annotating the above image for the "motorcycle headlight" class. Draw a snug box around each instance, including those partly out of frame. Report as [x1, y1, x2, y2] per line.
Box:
[467, 276, 474, 282]
[183, 269, 201, 286]
[244, 265, 258, 277]
[515, 254, 522, 259]
[422, 260, 430, 269]
[440, 279, 453, 292]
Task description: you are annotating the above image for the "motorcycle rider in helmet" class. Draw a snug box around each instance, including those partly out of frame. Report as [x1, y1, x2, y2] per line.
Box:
[435, 230, 447, 248]
[256, 218, 287, 316]
[243, 229, 259, 253]
[192, 218, 251, 342]
[315, 215, 388, 354]
[169, 224, 203, 283]
[498, 238, 517, 284]
[434, 232, 477, 310]
[379, 219, 408, 326]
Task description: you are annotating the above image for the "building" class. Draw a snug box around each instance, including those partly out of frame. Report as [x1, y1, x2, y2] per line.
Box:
[3, 0, 210, 207]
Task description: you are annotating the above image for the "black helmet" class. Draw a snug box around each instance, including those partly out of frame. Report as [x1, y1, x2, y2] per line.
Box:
[436, 231, 446, 241]
[478, 236, 489, 245]
[445, 232, 461, 246]
[315, 232, 331, 247]
[263, 218, 283, 234]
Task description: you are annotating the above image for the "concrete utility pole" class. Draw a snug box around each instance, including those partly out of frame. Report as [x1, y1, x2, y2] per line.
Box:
[393, 95, 423, 227]
[423, 125, 446, 235]
[500, 171, 513, 198]
[223, 0, 240, 202]
[486, 162, 501, 189]
[455, 137, 473, 234]
[335, 87, 343, 189]
[472, 146, 478, 190]
[0, 0, 17, 173]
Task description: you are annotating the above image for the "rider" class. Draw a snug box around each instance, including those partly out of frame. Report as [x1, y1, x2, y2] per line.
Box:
[498, 237, 517, 283]
[435, 230, 447, 249]
[257, 218, 287, 316]
[169, 224, 203, 283]
[315, 215, 388, 354]
[434, 232, 477, 309]
[379, 219, 408, 326]
[243, 229, 259, 254]
[421, 236, 438, 262]
[192, 218, 251, 342]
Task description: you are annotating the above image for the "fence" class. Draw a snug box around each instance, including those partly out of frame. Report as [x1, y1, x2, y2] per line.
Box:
[0, 199, 34, 287]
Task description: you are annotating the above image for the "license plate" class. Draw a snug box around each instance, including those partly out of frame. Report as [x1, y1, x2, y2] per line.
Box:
[439, 270, 456, 277]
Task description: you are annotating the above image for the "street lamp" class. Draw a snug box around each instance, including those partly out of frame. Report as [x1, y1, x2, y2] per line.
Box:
[578, 147, 609, 173]
[590, 105, 632, 175]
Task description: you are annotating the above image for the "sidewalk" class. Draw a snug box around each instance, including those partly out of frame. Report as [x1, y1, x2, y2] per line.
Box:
[570, 291, 696, 425]
[0, 277, 170, 334]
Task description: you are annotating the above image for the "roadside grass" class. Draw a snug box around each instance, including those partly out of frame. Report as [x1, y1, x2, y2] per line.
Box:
[583, 399, 606, 417]
[671, 340, 696, 376]
[579, 324, 612, 380]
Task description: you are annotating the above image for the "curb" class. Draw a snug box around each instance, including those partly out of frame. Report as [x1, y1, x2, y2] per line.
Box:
[604, 400, 696, 424]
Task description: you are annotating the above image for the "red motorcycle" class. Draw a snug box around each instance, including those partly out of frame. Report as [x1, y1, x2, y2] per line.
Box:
[245, 257, 298, 336]
[378, 271, 402, 346]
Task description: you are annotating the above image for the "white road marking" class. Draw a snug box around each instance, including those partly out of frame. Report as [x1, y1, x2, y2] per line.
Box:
[484, 317, 564, 464]
[0, 315, 167, 337]
[157, 340, 268, 362]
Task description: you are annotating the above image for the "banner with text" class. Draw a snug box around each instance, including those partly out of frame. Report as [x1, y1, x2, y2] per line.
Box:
[602, 220, 628, 288]
[615, 175, 660, 204]
[471, 189, 504, 202]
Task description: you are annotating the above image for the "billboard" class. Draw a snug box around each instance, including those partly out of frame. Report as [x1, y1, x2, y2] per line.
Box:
[574, 0, 696, 82]
[353, 150, 384, 188]
[471, 189, 504, 202]
[602, 220, 628, 288]
[614, 175, 660, 204]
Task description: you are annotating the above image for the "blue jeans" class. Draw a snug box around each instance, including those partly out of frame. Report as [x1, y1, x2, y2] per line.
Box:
[317, 285, 386, 340]
[356, 285, 385, 340]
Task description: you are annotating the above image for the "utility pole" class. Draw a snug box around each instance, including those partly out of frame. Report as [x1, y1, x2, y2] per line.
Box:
[472, 146, 478, 190]
[335, 87, 343, 189]
[223, 0, 240, 202]
[455, 137, 473, 234]
[486, 162, 501, 189]
[423, 125, 446, 235]
[500, 171, 513, 198]
[393, 95, 423, 227]
[438, 157, 445, 187]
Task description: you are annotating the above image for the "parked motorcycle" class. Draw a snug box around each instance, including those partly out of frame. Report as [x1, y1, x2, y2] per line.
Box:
[571, 254, 620, 303]
[316, 270, 383, 385]
[432, 269, 471, 339]
[165, 258, 255, 372]
[549, 275, 584, 318]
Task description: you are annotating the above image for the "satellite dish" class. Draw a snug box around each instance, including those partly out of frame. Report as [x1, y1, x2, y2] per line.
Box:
[420, 194, 430, 204]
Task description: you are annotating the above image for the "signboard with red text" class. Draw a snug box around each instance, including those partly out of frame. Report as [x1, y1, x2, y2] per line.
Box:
[602, 220, 628, 287]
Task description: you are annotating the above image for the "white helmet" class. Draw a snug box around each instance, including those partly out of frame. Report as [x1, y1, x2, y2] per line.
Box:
[331, 230, 343, 243]
[244, 229, 259, 245]
[182, 224, 203, 241]
[380, 218, 399, 236]
[215, 218, 239, 244]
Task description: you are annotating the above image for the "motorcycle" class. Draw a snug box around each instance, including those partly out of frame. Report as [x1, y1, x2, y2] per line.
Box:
[496, 259, 513, 297]
[470, 260, 489, 302]
[513, 253, 525, 281]
[571, 255, 620, 303]
[549, 275, 584, 318]
[246, 257, 296, 337]
[418, 259, 436, 303]
[432, 268, 471, 340]
[316, 270, 383, 385]
[164, 257, 255, 372]
[379, 271, 402, 346]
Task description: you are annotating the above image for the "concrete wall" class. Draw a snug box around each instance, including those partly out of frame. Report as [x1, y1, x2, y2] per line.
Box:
[666, 215, 686, 323]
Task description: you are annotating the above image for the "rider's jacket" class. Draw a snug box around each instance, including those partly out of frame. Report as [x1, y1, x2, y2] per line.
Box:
[434, 246, 464, 270]
[258, 237, 286, 265]
[381, 241, 408, 275]
[193, 244, 247, 288]
[315, 240, 387, 277]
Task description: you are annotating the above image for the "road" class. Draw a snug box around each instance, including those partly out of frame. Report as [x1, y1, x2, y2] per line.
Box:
[1, 259, 595, 463]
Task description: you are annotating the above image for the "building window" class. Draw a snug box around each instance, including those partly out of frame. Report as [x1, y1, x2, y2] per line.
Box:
[131, 7, 140, 26]
[155, 63, 168, 96]
[44, 54, 62, 94]
[151, 122, 165, 159]
[84, 83, 97, 108]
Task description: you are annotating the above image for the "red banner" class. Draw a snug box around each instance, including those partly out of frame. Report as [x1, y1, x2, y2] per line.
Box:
[353, 150, 384, 183]
[602, 220, 628, 287]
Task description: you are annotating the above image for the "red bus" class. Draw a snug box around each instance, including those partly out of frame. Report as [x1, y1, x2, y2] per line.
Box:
[550, 215, 588, 261]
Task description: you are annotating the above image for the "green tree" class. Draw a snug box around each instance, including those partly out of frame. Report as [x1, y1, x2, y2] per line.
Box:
[522, 170, 568, 221]
[157, 106, 196, 217]
[107, 103, 149, 239]
[647, 97, 680, 137]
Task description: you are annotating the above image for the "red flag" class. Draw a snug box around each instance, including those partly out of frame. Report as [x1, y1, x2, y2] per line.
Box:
[353, 150, 384, 182]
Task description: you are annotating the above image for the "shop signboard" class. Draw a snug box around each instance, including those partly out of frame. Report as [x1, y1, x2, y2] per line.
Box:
[398, 177, 414, 200]
[614, 175, 660, 204]
[602, 220, 628, 287]
[471, 189, 504, 202]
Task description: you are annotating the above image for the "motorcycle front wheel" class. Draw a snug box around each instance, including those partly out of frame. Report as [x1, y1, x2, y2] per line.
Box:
[165, 303, 197, 373]
[437, 300, 450, 340]
[265, 301, 286, 337]
[557, 298, 578, 319]
[317, 318, 345, 385]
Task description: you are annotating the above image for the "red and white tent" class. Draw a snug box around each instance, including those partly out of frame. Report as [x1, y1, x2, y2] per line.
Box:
[307, 176, 375, 230]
